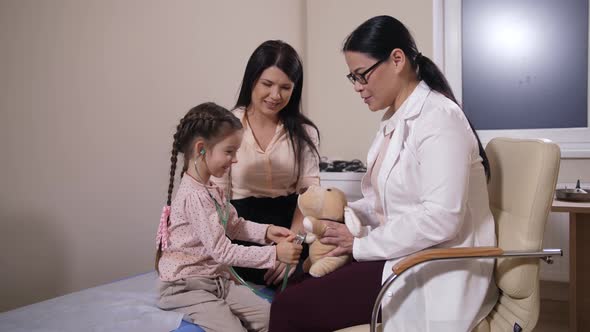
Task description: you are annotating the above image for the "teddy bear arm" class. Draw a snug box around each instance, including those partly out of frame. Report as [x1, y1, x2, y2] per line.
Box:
[344, 206, 367, 237]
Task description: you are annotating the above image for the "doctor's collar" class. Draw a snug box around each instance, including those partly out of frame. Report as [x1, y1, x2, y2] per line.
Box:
[379, 108, 401, 136]
[378, 81, 430, 136]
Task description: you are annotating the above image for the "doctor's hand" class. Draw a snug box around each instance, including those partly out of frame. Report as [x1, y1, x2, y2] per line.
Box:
[319, 220, 354, 257]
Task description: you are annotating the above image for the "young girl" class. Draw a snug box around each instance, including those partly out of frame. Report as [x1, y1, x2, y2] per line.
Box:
[155, 102, 302, 332]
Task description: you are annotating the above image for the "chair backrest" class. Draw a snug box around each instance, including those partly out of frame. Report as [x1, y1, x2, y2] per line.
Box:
[475, 138, 561, 332]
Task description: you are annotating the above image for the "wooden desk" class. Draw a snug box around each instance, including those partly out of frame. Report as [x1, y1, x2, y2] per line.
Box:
[551, 199, 590, 332]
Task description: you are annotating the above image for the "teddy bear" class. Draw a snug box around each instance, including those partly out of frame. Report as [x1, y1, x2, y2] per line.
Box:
[298, 185, 363, 277]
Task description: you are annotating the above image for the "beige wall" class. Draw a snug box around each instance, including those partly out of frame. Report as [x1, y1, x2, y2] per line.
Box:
[0, 0, 304, 312]
[1, 0, 588, 313]
[306, 0, 433, 161]
[558, 159, 590, 183]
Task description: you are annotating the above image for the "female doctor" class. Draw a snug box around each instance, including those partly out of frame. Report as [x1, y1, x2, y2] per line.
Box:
[269, 15, 498, 332]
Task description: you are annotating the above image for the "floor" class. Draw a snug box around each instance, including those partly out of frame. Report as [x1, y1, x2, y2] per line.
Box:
[535, 281, 568, 331]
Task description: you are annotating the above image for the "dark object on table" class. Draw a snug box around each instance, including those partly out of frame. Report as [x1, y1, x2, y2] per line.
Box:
[555, 179, 590, 202]
[320, 158, 366, 172]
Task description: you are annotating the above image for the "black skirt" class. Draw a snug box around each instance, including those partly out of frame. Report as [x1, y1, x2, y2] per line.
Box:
[231, 194, 309, 287]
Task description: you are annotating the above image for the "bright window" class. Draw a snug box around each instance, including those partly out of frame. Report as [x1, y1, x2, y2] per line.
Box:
[434, 0, 590, 157]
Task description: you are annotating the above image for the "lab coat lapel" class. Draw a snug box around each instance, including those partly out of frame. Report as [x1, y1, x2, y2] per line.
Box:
[377, 122, 404, 203]
[377, 82, 432, 212]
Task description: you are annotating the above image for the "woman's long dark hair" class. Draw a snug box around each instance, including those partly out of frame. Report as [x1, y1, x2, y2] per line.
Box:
[235, 40, 320, 181]
[343, 16, 490, 180]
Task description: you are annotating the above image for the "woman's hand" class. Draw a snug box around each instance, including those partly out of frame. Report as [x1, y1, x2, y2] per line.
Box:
[266, 225, 293, 243]
[319, 220, 354, 257]
[263, 261, 296, 286]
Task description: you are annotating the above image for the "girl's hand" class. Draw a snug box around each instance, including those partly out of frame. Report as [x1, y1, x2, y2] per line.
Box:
[276, 236, 302, 265]
[263, 261, 295, 286]
[318, 220, 354, 257]
[266, 225, 293, 244]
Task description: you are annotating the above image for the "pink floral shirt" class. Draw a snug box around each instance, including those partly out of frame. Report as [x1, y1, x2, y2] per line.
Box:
[158, 174, 276, 282]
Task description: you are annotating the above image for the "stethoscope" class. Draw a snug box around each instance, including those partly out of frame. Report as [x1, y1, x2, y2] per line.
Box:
[195, 155, 304, 296]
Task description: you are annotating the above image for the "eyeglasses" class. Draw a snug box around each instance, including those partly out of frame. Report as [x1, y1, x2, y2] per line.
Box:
[346, 59, 386, 85]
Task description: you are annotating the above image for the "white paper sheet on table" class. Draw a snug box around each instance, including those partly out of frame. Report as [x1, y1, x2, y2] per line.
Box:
[0, 271, 183, 332]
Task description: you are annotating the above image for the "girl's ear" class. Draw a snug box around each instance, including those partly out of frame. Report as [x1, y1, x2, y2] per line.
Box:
[193, 139, 206, 157]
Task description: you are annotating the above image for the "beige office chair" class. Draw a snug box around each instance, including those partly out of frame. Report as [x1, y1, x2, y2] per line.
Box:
[337, 137, 562, 332]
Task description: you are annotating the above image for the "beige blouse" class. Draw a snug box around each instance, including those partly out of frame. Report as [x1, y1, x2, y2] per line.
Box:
[367, 108, 401, 225]
[212, 107, 320, 199]
[369, 131, 393, 225]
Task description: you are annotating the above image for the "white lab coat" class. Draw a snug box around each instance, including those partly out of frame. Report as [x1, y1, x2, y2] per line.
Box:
[349, 81, 498, 332]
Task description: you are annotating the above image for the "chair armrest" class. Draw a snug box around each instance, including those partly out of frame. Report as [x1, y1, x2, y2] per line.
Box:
[393, 246, 503, 274]
[393, 247, 562, 274]
[370, 247, 562, 332]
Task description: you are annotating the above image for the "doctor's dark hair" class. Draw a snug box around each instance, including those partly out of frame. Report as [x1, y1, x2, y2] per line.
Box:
[155, 102, 242, 273]
[235, 40, 320, 179]
[343, 15, 490, 179]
